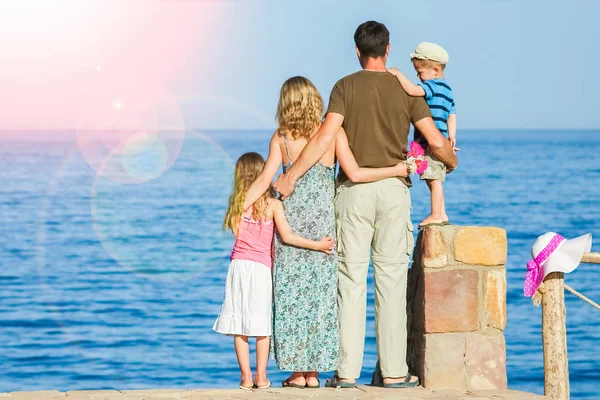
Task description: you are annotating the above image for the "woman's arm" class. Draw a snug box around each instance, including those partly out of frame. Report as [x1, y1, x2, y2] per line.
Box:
[388, 68, 426, 97]
[274, 112, 344, 199]
[271, 200, 334, 254]
[335, 128, 408, 182]
[243, 132, 283, 210]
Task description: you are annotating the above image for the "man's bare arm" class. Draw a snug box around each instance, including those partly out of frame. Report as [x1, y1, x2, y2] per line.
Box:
[288, 112, 343, 181]
[414, 117, 458, 171]
[273, 112, 344, 198]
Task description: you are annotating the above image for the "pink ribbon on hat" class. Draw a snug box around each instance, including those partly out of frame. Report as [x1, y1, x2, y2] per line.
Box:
[524, 233, 566, 297]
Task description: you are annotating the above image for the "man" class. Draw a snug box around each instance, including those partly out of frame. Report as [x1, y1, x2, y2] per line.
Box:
[274, 21, 457, 388]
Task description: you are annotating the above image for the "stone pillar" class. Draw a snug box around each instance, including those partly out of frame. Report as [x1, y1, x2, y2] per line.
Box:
[407, 225, 508, 390]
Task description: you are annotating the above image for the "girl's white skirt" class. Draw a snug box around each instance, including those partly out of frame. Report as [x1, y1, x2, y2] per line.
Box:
[213, 259, 272, 337]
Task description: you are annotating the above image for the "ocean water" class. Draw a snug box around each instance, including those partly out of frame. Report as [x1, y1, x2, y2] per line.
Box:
[1, 129, 599, 399]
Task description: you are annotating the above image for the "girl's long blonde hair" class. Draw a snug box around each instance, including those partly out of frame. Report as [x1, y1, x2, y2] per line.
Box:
[223, 152, 271, 234]
[276, 76, 324, 141]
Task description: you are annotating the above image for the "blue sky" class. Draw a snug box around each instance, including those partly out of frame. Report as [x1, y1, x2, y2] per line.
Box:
[176, 0, 600, 130]
[2, 0, 599, 132]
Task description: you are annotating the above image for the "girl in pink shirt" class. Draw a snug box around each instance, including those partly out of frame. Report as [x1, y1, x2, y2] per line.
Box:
[213, 152, 334, 391]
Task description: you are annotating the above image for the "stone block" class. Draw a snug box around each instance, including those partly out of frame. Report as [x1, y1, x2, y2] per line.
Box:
[424, 269, 479, 333]
[484, 270, 507, 330]
[422, 227, 448, 269]
[465, 332, 507, 390]
[454, 227, 507, 266]
[422, 333, 465, 389]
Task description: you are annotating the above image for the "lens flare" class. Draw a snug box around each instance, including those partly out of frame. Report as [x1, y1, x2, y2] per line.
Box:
[90, 132, 235, 282]
[76, 67, 185, 184]
[35, 133, 235, 373]
[120, 135, 169, 182]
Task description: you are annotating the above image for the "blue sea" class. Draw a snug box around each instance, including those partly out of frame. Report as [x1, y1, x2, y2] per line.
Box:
[1, 130, 599, 399]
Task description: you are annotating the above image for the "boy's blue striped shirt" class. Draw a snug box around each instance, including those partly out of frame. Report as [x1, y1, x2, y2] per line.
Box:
[419, 79, 455, 137]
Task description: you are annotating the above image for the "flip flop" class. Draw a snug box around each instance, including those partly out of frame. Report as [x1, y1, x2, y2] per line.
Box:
[239, 383, 253, 391]
[418, 222, 444, 230]
[381, 373, 420, 388]
[306, 378, 320, 389]
[282, 378, 305, 389]
[254, 379, 271, 389]
[442, 220, 451, 226]
[324, 375, 355, 388]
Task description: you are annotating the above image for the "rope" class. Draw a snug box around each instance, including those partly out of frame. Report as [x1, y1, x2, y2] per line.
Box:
[564, 284, 600, 311]
[531, 282, 600, 311]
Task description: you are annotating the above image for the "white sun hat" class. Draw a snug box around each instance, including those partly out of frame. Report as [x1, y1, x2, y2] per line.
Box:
[524, 232, 592, 297]
[410, 42, 449, 64]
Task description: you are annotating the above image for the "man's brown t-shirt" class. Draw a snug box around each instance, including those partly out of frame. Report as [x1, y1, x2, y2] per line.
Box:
[327, 70, 432, 185]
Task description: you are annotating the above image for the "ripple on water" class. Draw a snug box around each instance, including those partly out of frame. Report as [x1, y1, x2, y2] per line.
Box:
[0, 130, 599, 398]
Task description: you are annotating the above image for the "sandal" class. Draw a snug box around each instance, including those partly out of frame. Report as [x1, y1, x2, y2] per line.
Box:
[239, 383, 253, 391]
[381, 373, 420, 388]
[282, 378, 305, 389]
[324, 375, 355, 388]
[254, 379, 271, 389]
[418, 222, 444, 230]
[306, 378, 320, 389]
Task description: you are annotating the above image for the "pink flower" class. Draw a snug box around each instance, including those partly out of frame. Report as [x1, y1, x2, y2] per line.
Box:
[407, 141, 425, 158]
[405, 141, 429, 175]
[415, 159, 429, 175]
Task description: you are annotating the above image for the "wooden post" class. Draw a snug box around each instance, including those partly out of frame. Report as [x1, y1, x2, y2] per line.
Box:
[581, 252, 600, 263]
[541, 272, 570, 400]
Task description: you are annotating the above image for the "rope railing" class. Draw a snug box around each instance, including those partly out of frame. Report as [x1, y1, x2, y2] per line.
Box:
[562, 252, 600, 311]
[564, 284, 600, 311]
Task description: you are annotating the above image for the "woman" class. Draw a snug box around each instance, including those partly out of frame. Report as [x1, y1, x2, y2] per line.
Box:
[243, 76, 408, 388]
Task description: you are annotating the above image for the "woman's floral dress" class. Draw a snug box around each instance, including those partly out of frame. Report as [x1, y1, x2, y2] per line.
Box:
[271, 138, 339, 372]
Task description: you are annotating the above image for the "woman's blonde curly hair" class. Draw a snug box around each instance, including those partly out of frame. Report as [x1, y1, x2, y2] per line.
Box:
[276, 76, 324, 141]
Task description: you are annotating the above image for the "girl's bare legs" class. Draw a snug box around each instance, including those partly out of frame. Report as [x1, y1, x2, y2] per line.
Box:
[420, 179, 447, 226]
[255, 336, 270, 387]
[234, 335, 253, 388]
[305, 371, 319, 387]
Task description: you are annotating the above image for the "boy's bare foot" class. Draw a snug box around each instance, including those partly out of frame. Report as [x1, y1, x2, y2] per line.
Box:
[419, 215, 444, 228]
[441, 213, 449, 223]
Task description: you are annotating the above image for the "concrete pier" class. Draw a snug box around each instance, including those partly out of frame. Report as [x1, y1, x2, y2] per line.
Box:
[3, 386, 544, 399]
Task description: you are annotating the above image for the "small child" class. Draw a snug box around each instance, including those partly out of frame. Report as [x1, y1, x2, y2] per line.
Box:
[213, 152, 334, 391]
[388, 42, 457, 228]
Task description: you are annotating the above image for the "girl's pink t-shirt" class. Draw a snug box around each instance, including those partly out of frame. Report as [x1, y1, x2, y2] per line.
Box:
[230, 215, 274, 268]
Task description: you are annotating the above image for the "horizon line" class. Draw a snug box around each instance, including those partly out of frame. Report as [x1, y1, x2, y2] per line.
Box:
[1, 128, 599, 133]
